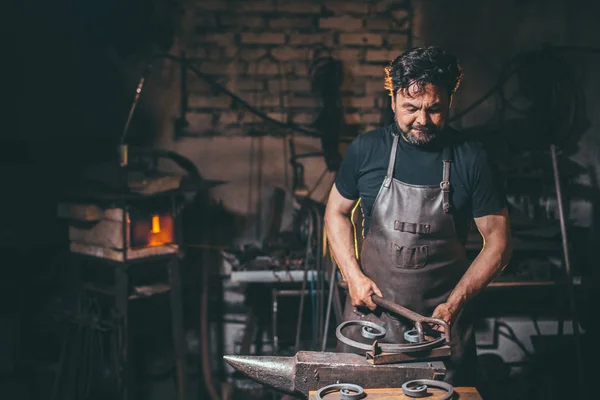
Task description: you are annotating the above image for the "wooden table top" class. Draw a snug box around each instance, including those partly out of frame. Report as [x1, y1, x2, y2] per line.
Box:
[309, 386, 482, 399]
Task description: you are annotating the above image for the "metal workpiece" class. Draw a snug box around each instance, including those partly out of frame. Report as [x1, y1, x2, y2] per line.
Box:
[315, 383, 365, 400]
[224, 351, 446, 398]
[336, 320, 446, 353]
[371, 295, 451, 344]
[338, 282, 451, 344]
[402, 379, 454, 399]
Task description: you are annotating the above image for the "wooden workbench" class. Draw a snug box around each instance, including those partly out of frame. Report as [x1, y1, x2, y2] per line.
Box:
[309, 386, 482, 399]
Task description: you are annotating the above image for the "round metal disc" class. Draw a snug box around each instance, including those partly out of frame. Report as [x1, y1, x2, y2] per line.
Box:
[404, 329, 420, 343]
[315, 383, 365, 400]
[361, 324, 386, 340]
[402, 379, 454, 400]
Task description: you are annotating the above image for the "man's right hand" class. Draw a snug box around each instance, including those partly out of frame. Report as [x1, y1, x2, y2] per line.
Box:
[347, 274, 383, 311]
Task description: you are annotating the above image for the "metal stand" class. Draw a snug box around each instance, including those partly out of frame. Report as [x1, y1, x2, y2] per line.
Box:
[72, 254, 188, 400]
[550, 144, 585, 394]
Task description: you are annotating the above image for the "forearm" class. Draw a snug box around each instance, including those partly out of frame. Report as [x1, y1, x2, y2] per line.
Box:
[446, 241, 512, 313]
[324, 210, 364, 281]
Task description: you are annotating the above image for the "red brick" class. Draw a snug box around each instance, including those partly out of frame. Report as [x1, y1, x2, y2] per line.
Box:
[253, 93, 285, 107]
[197, 33, 234, 45]
[289, 79, 312, 92]
[268, 78, 312, 93]
[361, 113, 383, 124]
[340, 74, 364, 93]
[344, 96, 375, 108]
[267, 112, 287, 123]
[365, 80, 386, 94]
[292, 113, 316, 124]
[198, 62, 226, 75]
[289, 96, 320, 108]
[241, 32, 286, 44]
[292, 62, 310, 76]
[364, 17, 393, 31]
[386, 34, 410, 47]
[333, 48, 361, 62]
[267, 79, 283, 93]
[366, 49, 395, 62]
[188, 78, 214, 93]
[319, 16, 363, 31]
[186, 113, 215, 132]
[224, 47, 268, 61]
[219, 112, 240, 125]
[189, 94, 232, 109]
[324, 2, 370, 14]
[288, 33, 335, 47]
[199, 61, 245, 75]
[240, 112, 261, 123]
[350, 64, 386, 77]
[271, 47, 307, 61]
[339, 33, 383, 46]
[249, 60, 284, 75]
[344, 113, 362, 124]
[219, 15, 266, 29]
[277, 3, 322, 13]
[269, 17, 315, 30]
[227, 79, 265, 92]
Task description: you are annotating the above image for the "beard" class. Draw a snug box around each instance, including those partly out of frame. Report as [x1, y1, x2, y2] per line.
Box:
[394, 116, 440, 146]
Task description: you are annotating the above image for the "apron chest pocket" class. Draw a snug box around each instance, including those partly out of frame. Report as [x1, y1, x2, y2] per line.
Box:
[390, 243, 428, 269]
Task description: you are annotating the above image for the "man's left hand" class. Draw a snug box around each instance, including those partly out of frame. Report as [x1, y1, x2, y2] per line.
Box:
[430, 303, 455, 332]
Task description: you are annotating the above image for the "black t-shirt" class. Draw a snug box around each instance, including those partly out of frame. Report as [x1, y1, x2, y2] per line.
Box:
[334, 125, 505, 243]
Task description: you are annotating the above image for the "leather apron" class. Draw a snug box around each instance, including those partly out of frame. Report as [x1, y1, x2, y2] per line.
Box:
[337, 133, 477, 386]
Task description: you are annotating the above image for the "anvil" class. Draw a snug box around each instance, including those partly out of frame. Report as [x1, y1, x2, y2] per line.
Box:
[224, 351, 446, 399]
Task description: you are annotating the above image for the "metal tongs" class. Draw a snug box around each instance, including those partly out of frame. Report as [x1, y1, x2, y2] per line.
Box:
[370, 294, 451, 344]
[339, 280, 451, 344]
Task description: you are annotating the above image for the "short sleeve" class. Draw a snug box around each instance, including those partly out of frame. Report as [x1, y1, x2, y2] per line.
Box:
[334, 137, 361, 200]
[470, 146, 506, 218]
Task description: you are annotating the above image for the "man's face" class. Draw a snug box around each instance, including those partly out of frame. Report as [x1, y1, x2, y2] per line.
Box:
[391, 83, 450, 146]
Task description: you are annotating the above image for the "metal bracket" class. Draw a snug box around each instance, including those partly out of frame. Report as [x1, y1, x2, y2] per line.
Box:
[366, 344, 451, 365]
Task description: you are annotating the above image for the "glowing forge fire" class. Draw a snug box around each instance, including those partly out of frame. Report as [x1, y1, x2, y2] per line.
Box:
[132, 214, 175, 248]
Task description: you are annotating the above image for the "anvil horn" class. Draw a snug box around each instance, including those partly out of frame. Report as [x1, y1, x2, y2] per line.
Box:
[223, 355, 295, 395]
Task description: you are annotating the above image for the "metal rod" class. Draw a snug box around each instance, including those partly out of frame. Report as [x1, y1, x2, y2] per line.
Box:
[550, 144, 585, 392]
[120, 68, 150, 145]
[294, 216, 314, 351]
[321, 257, 338, 351]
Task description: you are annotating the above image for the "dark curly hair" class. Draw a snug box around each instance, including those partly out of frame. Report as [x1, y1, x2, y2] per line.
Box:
[384, 46, 463, 98]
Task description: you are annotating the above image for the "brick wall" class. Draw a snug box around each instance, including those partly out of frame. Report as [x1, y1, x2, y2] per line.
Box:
[181, 0, 412, 137]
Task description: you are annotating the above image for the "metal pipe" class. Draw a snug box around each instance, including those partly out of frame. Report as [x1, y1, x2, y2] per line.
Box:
[321, 257, 338, 351]
[295, 215, 314, 351]
[550, 144, 585, 393]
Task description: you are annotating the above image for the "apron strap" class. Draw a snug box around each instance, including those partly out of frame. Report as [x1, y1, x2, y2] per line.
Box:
[441, 144, 453, 213]
[383, 133, 400, 188]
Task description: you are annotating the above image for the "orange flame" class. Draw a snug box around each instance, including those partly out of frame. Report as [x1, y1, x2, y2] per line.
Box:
[151, 215, 161, 234]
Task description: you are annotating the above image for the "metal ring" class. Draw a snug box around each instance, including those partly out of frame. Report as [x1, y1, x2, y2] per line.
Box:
[361, 324, 386, 340]
[404, 329, 420, 343]
[315, 383, 365, 400]
[402, 379, 454, 400]
[401, 381, 428, 397]
[336, 320, 446, 353]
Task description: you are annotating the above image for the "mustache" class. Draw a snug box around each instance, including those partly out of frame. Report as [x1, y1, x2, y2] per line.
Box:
[410, 124, 437, 133]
